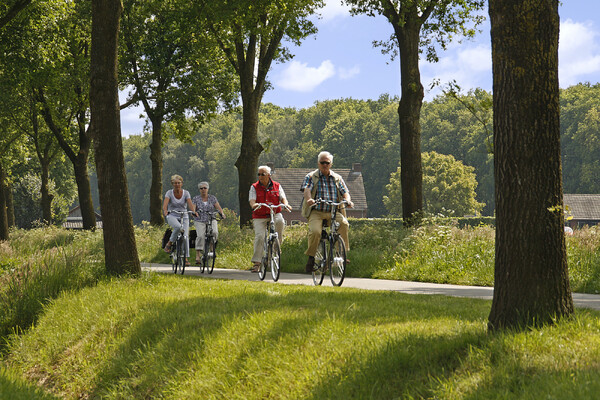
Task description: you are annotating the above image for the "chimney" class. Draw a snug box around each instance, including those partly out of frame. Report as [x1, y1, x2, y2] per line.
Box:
[352, 163, 362, 173]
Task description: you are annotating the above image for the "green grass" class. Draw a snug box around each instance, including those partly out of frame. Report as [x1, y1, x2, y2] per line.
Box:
[0, 365, 59, 400]
[4, 275, 600, 399]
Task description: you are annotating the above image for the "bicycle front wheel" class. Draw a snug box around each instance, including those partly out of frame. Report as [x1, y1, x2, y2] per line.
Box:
[312, 239, 326, 286]
[177, 239, 186, 275]
[330, 236, 346, 286]
[171, 250, 177, 274]
[205, 237, 216, 274]
[269, 238, 281, 282]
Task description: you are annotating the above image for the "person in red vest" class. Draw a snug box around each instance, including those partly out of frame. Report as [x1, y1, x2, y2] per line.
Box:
[248, 165, 291, 272]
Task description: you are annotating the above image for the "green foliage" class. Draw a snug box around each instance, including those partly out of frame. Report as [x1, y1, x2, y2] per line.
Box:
[560, 83, 600, 194]
[421, 89, 494, 215]
[375, 223, 495, 285]
[384, 151, 484, 217]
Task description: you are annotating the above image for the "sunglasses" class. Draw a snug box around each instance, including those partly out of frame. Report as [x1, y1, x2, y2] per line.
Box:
[257, 173, 269, 176]
[199, 187, 208, 190]
[319, 161, 331, 165]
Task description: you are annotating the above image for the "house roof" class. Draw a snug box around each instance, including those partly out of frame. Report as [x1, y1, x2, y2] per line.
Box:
[564, 194, 600, 221]
[271, 167, 368, 211]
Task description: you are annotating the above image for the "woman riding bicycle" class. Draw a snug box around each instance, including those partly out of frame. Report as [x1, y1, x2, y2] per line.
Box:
[191, 181, 225, 265]
[163, 174, 196, 267]
[249, 165, 291, 273]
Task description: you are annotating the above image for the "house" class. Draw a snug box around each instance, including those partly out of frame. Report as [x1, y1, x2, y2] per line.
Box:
[268, 162, 368, 224]
[563, 194, 600, 228]
[63, 206, 103, 229]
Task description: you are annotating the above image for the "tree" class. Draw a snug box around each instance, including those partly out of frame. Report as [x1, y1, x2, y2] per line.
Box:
[344, 0, 485, 225]
[90, 0, 140, 275]
[120, 0, 238, 226]
[384, 151, 484, 217]
[487, 0, 573, 331]
[198, 0, 324, 227]
[420, 89, 494, 215]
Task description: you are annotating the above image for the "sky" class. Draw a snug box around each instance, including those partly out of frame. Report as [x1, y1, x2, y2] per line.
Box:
[120, 0, 600, 137]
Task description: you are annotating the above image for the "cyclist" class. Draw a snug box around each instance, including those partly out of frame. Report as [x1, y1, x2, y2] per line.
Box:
[249, 165, 291, 272]
[163, 174, 196, 267]
[191, 181, 225, 264]
[301, 151, 353, 273]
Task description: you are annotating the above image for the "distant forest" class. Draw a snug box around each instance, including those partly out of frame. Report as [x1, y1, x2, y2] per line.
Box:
[13, 83, 600, 226]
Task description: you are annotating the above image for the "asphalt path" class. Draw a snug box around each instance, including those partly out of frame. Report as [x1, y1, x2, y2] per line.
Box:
[142, 262, 600, 311]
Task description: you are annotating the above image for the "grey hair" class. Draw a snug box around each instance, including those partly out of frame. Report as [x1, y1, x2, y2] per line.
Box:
[318, 151, 333, 163]
[198, 181, 209, 190]
[257, 165, 271, 175]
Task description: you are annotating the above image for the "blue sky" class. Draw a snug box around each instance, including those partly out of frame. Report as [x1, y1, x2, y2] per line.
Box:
[120, 0, 600, 137]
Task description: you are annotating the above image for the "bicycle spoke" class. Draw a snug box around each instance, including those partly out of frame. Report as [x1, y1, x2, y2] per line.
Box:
[330, 236, 346, 286]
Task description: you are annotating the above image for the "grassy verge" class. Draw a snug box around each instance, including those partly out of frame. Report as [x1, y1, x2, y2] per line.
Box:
[4, 275, 600, 399]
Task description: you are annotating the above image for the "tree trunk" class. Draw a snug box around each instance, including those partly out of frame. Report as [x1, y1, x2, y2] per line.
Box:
[235, 92, 263, 227]
[90, 0, 141, 275]
[40, 158, 53, 224]
[396, 22, 423, 226]
[5, 181, 14, 228]
[148, 119, 164, 226]
[73, 159, 96, 230]
[488, 0, 573, 331]
[0, 163, 8, 240]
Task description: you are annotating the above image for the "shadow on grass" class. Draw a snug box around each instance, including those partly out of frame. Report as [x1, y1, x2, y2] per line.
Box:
[0, 367, 59, 400]
[79, 280, 490, 398]
[13, 277, 600, 399]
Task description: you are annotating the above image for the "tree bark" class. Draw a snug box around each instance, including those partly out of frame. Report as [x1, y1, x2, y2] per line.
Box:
[148, 119, 164, 226]
[397, 21, 424, 226]
[90, 0, 140, 275]
[488, 0, 573, 331]
[0, 163, 8, 240]
[235, 92, 263, 227]
[5, 181, 14, 228]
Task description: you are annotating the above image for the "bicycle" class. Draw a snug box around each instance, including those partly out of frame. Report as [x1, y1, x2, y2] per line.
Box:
[167, 210, 194, 275]
[311, 199, 348, 287]
[198, 211, 222, 274]
[253, 203, 290, 282]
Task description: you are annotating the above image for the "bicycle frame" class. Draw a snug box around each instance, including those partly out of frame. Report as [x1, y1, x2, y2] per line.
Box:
[168, 210, 194, 275]
[311, 199, 348, 287]
[199, 211, 220, 274]
[254, 203, 289, 281]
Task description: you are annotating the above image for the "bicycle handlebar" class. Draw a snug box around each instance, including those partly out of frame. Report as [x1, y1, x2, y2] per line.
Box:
[312, 199, 348, 208]
[254, 203, 291, 212]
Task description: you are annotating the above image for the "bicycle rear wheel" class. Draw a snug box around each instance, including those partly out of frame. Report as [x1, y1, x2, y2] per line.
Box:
[177, 238, 186, 275]
[330, 235, 346, 286]
[204, 237, 216, 274]
[269, 238, 281, 282]
[312, 239, 326, 286]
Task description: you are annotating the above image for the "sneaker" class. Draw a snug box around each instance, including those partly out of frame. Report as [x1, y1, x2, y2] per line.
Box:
[305, 256, 315, 273]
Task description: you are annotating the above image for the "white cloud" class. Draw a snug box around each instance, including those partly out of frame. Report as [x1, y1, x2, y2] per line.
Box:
[318, 0, 351, 22]
[559, 19, 600, 86]
[338, 65, 360, 79]
[276, 60, 336, 92]
[421, 44, 492, 99]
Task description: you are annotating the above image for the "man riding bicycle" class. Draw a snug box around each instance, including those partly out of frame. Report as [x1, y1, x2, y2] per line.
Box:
[249, 165, 291, 273]
[301, 151, 353, 273]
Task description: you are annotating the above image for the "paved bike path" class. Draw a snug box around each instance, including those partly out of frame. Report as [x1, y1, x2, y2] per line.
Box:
[141, 263, 600, 311]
